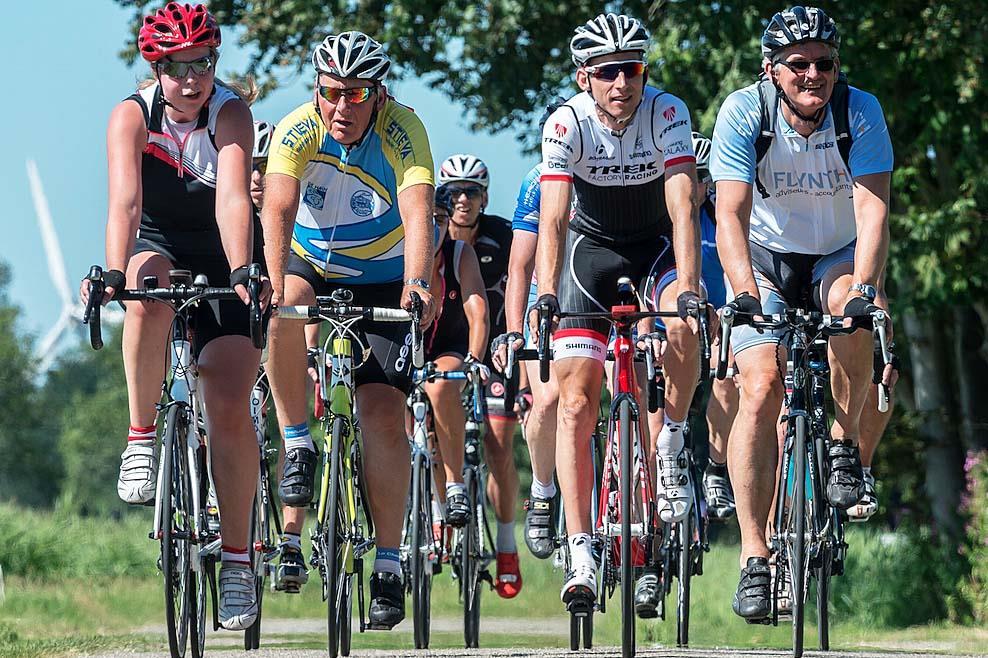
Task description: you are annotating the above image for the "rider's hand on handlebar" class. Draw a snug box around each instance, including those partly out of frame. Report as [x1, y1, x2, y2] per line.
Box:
[306, 347, 321, 384]
[636, 330, 667, 366]
[464, 353, 491, 383]
[491, 331, 524, 372]
[527, 293, 560, 342]
[80, 268, 125, 306]
[676, 290, 702, 334]
[726, 292, 763, 317]
[402, 285, 436, 327]
[230, 265, 273, 310]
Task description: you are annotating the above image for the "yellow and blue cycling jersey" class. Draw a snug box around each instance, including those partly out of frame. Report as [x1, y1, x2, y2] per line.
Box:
[268, 100, 434, 284]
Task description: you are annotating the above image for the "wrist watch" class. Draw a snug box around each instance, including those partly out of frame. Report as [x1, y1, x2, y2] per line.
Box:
[404, 277, 430, 290]
[850, 283, 877, 301]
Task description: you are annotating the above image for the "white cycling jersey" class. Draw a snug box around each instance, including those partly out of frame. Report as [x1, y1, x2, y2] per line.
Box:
[710, 82, 893, 255]
[540, 87, 695, 245]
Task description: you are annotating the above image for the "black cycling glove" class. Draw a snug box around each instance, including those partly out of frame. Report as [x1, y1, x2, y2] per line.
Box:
[727, 292, 763, 316]
[677, 291, 702, 322]
[102, 269, 126, 292]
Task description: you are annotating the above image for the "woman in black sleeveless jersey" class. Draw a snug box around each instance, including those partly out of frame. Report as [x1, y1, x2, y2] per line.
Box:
[80, 2, 268, 631]
[423, 187, 489, 531]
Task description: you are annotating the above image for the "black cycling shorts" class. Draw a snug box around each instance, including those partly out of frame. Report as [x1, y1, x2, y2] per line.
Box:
[286, 253, 417, 395]
[555, 231, 677, 364]
[133, 238, 265, 358]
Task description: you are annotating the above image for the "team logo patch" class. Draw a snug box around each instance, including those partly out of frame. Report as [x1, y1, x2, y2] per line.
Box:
[554, 123, 567, 138]
[480, 255, 493, 263]
[662, 106, 677, 121]
[449, 290, 458, 300]
[490, 381, 505, 397]
[350, 190, 374, 216]
[303, 182, 328, 210]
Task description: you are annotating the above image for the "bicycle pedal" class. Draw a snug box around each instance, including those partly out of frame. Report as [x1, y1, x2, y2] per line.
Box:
[566, 598, 594, 616]
[745, 616, 774, 626]
[140, 498, 155, 507]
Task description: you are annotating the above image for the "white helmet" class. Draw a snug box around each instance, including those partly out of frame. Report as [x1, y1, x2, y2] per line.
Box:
[691, 132, 712, 172]
[438, 154, 490, 188]
[570, 13, 650, 66]
[253, 120, 274, 159]
[312, 31, 391, 81]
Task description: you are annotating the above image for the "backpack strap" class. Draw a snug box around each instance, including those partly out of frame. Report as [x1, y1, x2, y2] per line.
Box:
[753, 73, 778, 199]
[830, 72, 853, 172]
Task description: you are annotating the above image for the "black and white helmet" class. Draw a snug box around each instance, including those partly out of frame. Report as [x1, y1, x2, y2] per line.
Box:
[570, 13, 650, 66]
[691, 132, 711, 171]
[253, 120, 274, 159]
[762, 6, 840, 58]
[438, 154, 490, 188]
[312, 31, 391, 81]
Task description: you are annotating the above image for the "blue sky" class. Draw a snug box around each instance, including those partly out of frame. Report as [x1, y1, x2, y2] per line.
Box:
[1, 1, 540, 347]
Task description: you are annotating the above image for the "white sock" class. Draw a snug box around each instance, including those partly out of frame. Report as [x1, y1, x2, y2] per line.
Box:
[862, 466, 872, 478]
[530, 476, 557, 500]
[284, 422, 315, 452]
[497, 520, 517, 553]
[657, 416, 686, 455]
[446, 482, 465, 499]
[221, 545, 250, 567]
[431, 499, 443, 523]
[568, 533, 594, 571]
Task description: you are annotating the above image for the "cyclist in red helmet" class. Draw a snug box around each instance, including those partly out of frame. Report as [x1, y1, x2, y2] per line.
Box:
[82, 1, 270, 631]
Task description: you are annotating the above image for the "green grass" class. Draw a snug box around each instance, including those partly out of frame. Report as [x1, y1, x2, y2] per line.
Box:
[2, 502, 987, 655]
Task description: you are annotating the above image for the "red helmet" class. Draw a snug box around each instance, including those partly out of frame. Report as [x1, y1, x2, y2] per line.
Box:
[138, 3, 221, 63]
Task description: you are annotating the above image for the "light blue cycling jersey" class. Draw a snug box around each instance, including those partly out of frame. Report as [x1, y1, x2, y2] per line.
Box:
[710, 83, 892, 255]
[512, 163, 541, 235]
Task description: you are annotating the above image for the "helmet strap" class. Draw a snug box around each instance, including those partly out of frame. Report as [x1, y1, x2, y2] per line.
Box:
[777, 83, 826, 124]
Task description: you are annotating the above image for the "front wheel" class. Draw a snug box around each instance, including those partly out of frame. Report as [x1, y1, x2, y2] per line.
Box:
[676, 512, 694, 647]
[461, 467, 481, 648]
[324, 417, 346, 658]
[410, 453, 432, 649]
[617, 399, 635, 658]
[161, 405, 193, 658]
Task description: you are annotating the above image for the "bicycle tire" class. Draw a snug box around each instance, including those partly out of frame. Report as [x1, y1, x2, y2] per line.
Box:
[340, 571, 353, 656]
[190, 438, 208, 658]
[411, 453, 432, 649]
[161, 405, 192, 658]
[244, 489, 267, 651]
[325, 416, 345, 658]
[677, 511, 694, 647]
[618, 398, 635, 658]
[791, 415, 807, 658]
[462, 467, 481, 648]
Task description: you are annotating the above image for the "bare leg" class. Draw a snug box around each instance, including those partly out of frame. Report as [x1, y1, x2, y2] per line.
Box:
[358, 384, 410, 550]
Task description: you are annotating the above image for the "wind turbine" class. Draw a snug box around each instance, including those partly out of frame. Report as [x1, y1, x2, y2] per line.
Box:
[27, 159, 123, 372]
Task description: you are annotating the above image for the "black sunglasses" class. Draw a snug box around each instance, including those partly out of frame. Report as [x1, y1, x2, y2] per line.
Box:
[253, 160, 267, 175]
[777, 58, 836, 74]
[157, 55, 215, 78]
[446, 185, 484, 199]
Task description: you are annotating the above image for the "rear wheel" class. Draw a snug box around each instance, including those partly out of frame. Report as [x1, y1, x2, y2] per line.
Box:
[676, 511, 694, 647]
[161, 405, 193, 658]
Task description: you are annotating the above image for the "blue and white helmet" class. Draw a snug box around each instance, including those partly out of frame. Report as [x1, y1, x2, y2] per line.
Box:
[570, 13, 650, 66]
[762, 6, 840, 58]
[312, 31, 391, 81]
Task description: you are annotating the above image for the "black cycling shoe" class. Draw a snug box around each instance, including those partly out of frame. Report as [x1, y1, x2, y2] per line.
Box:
[368, 572, 405, 630]
[826, 441, 865, 510]
[523, 496, 555, 559]
[445, 491, 470, 528]
[634, 568, 662, 619]
[732, 556, 772, 621]
[274, 545, 309, 593]
[279, 447, 318, 507]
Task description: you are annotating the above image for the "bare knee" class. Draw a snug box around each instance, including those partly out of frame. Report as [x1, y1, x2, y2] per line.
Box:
[741, 368, 784, 416]
[558, 392, 595, 428]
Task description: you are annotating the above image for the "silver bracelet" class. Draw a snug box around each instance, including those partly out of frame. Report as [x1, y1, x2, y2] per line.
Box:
[404, 277, 431, 290]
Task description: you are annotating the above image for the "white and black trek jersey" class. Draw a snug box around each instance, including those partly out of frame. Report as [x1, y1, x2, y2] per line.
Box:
[540, 87, 695, 245]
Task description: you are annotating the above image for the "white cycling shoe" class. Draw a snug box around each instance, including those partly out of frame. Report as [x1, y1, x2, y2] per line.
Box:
[847, 471, 879, 522]
[117, 440, 158, 505]
[657, 450, 692, 523]
[218, 564, 258, 630]
[561, 562, 597, 604]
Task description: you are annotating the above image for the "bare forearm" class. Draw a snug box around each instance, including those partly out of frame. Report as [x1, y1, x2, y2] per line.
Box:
[670, 197, 700, 292]
[464, 297, 490, 359]
[216, 198, 254, 270]
[853, 212, 889, 287]
[105, 209, 139, 272]
[535, 221, 564, 297]
[717, 211, 758, 298]
[261, 209, 294, 291]
[400, 184, 433, 283]
[506, 248, 536, 333]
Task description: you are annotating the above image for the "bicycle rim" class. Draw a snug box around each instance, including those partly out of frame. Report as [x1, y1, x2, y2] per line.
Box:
[244, 493, 264, 651]
[790, 415, 807, 658]
[162, 405, 191, 658]
[677, 513, 693, 647]
[190, 443, 208, 658]
[618, 399, 635, 658]
[325, 417, 344, 658]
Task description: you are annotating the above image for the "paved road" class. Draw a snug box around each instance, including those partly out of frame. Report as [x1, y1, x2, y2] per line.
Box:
[87, 618, 984, 658]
